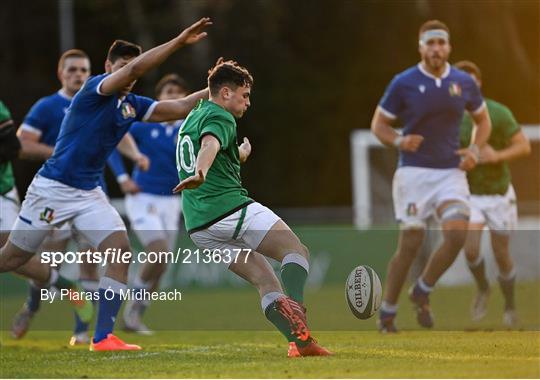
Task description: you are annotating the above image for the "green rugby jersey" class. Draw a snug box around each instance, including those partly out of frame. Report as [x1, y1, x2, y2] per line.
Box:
[177, 99, 252, 232]
[0, 100, 15, 195]
[460, 98, 520, 195]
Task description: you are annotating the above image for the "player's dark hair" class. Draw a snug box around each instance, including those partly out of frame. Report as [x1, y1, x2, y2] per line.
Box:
[155, 74, 189, 97]
[419, 20, 450, 37]
[207, 58, 253, 97]
[57, 49, 90, 72]
[454, 60, 482, 81]
[107, 40, 142, 63]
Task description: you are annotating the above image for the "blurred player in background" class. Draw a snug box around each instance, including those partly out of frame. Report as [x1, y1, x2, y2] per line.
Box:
[0, 100, 21, 247]
[0, 18, 212, 351]
[371, 20, 491, 332]
[455, 60, 531, 327]
[108, 74, 188, 334]
[175, 58, 331, 357]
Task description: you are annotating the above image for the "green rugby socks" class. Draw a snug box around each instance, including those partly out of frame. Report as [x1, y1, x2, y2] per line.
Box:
[280, 253, 309, 303]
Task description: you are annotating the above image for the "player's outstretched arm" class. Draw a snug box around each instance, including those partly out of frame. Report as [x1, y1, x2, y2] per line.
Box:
[371, 107, 423, 151]
[117, 133, 150, 172]
[147, 88, 209, 122]
[173, 134, 220, 193]
[100, 17, 212, 96]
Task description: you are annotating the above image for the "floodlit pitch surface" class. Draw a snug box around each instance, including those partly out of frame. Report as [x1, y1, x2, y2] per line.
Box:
[0, 330, 538, 378]
[1, 283, 539, 378]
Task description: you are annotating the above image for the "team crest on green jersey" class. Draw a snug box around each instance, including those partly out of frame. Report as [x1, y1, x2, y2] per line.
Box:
[39, 207, 55, 224]
[121, 102, 136, 119]
[448, 82, 462, 97]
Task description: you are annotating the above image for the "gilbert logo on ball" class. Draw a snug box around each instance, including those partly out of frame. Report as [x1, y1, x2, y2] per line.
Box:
[345, 265, 382, 319]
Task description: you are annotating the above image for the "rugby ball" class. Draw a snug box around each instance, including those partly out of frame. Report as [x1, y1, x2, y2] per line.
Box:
[345, 265, 382, 319]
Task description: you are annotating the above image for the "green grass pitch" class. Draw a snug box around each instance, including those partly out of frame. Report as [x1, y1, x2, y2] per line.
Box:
[1, 330, 539, 378]
[1, 282, 539, 378]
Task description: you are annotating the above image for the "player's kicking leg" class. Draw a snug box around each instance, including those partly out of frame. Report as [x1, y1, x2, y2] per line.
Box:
[410, 200, 470, 328]
[378, 227, 425, 332]
[228, 249, 330, 357]
[254, 217, 332, 356]
[190, 202, 331, 357]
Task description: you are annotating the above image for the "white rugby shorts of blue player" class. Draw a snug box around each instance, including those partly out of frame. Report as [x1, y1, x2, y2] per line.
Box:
[378, 63, 486, 228]
[10, 73, 157, 252]
[122, 119, 183, 250]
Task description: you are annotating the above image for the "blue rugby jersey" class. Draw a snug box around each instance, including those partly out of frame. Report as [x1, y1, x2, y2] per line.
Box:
[22, 90, 111, 192]
[379, 63, 484, 169]
[108, 120, 183, 195]
[39, 74, 157, 190]
[21, 91, 72, 146]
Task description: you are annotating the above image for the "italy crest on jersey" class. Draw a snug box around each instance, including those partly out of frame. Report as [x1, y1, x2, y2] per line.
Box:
[448, 82, 462, 97]
[121, 102, 136, 119]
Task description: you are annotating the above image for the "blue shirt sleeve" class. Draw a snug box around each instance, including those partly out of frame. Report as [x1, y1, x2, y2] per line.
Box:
[107, 149, 127, 179]
[378, 76, 403, 118]
[82, 74, 110, 97]
[22, 98, 51, 134]
[133, 95, 157, 122]
[463, 75, 484, 113]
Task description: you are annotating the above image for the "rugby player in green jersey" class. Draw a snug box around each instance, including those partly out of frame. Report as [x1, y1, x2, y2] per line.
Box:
[456, 60, 531, 327]
[174, 58, 331, 357]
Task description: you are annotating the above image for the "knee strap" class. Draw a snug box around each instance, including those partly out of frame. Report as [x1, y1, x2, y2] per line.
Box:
[441, 203, 470, 222]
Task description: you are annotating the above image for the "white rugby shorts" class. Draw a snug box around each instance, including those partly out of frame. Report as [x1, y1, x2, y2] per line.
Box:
[393, 166, 470, 228]
[10, 175, 126, 252]
[125, 192, 181, 249]
[470, 185, 518, 233]
[190, 202, 280, 267]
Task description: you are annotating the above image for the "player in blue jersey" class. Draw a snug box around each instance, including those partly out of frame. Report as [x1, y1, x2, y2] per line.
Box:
[0, 18, 212, 351]
[109, 74, 189, 334]
[11, 49, 145, 345]
[371, 20, 492, 332]
[11, 49, 96, 342]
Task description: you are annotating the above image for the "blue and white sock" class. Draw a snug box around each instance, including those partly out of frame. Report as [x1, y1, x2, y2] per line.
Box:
[380, 301, 398, 317]
[416, 277, 433, 294]
[93, 277, 126, 343]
